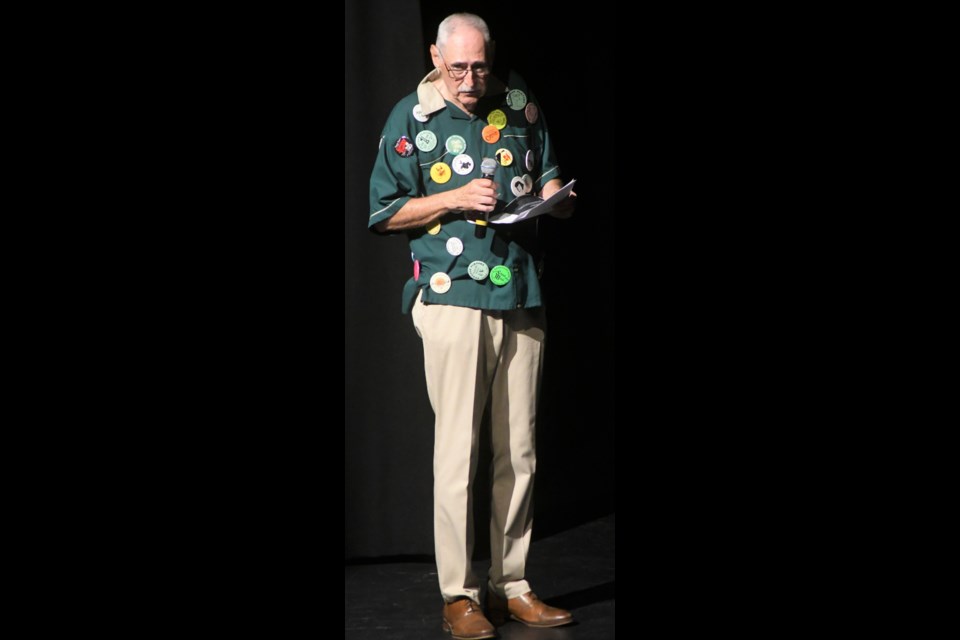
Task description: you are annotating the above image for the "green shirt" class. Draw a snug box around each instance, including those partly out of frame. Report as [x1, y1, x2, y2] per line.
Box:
[369, 69, 561, 314]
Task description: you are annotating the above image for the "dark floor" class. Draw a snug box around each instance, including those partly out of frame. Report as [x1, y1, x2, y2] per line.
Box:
[345, 514, 615, 639]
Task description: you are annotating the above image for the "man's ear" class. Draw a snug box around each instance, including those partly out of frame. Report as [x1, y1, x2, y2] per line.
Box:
[429, 44, 440, 67]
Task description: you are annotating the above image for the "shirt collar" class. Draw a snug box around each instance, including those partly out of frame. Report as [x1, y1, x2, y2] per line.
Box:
[416, 68, 508, 118]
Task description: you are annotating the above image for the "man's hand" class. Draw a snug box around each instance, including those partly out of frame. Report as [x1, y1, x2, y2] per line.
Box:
[541, 179, 576, 219]
[449, 178, 498, 213]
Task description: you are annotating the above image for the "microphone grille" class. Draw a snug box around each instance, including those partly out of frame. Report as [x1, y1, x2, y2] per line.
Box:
[480, 157, 497, 175]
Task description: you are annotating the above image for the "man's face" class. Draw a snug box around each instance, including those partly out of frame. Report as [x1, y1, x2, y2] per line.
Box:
[430, 27, 489, 112]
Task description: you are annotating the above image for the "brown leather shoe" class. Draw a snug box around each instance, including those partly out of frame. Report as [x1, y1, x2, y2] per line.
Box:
[487, 590, 573, 628]
[442, 598, 496, 639]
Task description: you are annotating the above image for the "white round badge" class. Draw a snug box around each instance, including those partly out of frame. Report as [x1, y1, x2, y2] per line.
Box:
[430, 272, 451, 294]
[522, 174, 533, 194]
[452, 154, 475, 176]
[510, 176, 526, 197]
[446, 237, 464, 256]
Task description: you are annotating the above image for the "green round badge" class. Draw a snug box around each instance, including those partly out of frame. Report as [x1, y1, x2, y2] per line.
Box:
[445, 134, 466, 155]
[467, 260, 489, 281]
[506, 89, 527, 110]
[415, 130, 437, 152]
[489, 265, 512, 286]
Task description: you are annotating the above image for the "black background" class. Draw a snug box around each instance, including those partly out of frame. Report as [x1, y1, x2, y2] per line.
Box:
[67, 2, 857, 630]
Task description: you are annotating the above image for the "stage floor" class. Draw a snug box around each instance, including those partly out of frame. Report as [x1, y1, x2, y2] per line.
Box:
[345, 513, 615, 639]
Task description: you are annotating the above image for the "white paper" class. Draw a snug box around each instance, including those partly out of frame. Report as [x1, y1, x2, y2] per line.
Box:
[488, 179, 576, 224]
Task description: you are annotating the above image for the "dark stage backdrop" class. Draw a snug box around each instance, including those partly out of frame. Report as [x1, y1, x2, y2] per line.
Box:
[346, 0, 615, 561]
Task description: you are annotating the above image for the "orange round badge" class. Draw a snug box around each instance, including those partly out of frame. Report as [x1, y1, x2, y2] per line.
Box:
[482, 125, 500, 144]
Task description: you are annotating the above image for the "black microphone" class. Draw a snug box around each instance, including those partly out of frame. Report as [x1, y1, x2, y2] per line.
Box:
[476, 157, 497, 239]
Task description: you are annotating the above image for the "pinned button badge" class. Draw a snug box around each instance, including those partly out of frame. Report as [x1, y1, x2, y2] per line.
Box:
[446, 237, 464, 256]
[495, 148, 513, 167]
[452, 154, 474, 175]
[506, 89, 527, 110]
[482, 125, 500, 144]
[412, 103, 429, 122]
[430, 272, 452, 294]
[413, 259, 420, 280]
[425, 220, 441, 235]
[394, 135, 415, 157]
[430, 161, 452, 184]
[487, 109, 508, 130]
[510, 175, 526, 197]
[490, 265, 512, 286]
[445, 134, 467, 155]
[522, 173, 533, 193]
[467, 260, 489, 281]
[415, 130, 437, 152]
[525, 149, 536, 171]
[524, 102, 539, 124]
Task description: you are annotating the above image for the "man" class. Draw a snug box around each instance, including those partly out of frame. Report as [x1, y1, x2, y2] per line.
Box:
[368, 13, 575, 639]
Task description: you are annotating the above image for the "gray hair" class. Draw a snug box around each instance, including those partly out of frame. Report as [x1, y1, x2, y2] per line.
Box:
[436, 13, 491, 51]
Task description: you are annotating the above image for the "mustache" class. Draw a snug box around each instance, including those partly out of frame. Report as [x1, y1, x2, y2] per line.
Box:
[458, 84, 482, 93]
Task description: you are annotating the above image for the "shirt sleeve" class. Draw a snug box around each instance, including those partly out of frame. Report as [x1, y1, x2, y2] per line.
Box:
[368, 100, 423, 232]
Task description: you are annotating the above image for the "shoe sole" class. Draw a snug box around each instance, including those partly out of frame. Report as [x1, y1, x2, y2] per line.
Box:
[441, 620, 496, 640]
[508, 614, 574, 628]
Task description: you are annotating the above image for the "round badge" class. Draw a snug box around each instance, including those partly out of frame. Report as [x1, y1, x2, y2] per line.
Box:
[524, 102, 539, 124]
[495, 148, 513, 167]
[425, 220, 441, 235]
[415, 130, 437, 152]
[430, 272, 452, 294]
[413, 259, 420, 280]
[445, 237, 464, 256]
[412, 103, 429, 122]
[452, 154, 475, 176]
[445, 135, 467, 156]
[467, 261, 489, 281]
[506, 89, 528, 110]
[510, 176, 526, 197]
[487, 109, 508, 130]
[394, 135, 415, 157]
[525, 149, 536, 171]
[430, 161, 452, 184]
[482, 125, 500, 144]
[522, 174, 533, 193]
[490, 266, 512, 286]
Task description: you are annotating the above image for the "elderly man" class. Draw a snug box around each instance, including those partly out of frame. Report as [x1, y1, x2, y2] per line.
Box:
[368, 12, 575, 639]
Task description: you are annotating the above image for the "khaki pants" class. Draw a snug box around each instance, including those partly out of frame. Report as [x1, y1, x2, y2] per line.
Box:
[412, 293, 546, 603]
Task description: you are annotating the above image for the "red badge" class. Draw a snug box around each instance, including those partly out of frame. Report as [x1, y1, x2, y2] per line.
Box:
[394, 135, 414, 157]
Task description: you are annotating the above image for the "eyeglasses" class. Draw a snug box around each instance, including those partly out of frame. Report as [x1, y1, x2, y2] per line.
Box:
[437, 48, 490, 80]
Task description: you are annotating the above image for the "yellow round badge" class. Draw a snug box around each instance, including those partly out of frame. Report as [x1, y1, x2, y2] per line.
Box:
[487, 109, 508, 130]
[430, 161, 452, 184]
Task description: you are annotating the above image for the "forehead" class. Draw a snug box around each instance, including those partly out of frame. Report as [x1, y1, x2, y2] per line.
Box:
[443, 27, 487, 61]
